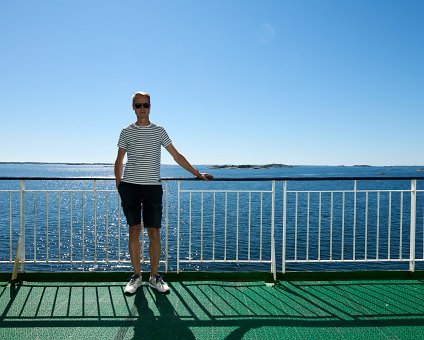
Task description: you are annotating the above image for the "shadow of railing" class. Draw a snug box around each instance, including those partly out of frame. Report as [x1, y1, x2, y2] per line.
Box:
[1, 279, 424, 338]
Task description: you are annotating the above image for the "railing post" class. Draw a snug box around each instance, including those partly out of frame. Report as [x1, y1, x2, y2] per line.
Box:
[165, 180, 169, 273]
[117, 186, 121, 263]
[271, 180, 276, 281]
[93, 179, 97, 263]
[282, 180, 287, 274]
[409, 179, 417, 272]
[177, 180, 181, 274]
[19, 179, 25, 273]
[353, 180, 357, 260]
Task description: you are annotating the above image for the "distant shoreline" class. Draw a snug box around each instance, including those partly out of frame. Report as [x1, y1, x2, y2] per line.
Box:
[1, 162, 423, 169]
[208, 163, 293, 169]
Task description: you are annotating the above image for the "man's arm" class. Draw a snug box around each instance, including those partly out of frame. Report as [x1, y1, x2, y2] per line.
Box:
[165, 144, 213, 180]
[114, 147, 127, 188]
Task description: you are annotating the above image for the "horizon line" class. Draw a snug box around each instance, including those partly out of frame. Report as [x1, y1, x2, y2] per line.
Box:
[0, 162, 423, 167]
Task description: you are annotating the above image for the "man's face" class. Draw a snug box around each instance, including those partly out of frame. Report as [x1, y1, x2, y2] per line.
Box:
[133, 95, 150, 119]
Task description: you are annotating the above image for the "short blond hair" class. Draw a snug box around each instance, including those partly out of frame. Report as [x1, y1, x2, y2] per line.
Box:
[132, 91, 150, 104]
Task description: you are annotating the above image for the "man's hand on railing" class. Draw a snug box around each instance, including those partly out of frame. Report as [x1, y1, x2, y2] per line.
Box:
[193, 169, 213, 181]
[198, 173, 214, 181]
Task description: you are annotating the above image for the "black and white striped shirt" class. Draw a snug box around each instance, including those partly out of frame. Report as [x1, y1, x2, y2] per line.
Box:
[117, 123, 172, 185]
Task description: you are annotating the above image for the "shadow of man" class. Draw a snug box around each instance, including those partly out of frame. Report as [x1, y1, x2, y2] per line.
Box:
[132, 285, 195, 339]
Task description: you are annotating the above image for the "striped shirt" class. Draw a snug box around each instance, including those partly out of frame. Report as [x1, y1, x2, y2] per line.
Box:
[117, 123, 172, 185]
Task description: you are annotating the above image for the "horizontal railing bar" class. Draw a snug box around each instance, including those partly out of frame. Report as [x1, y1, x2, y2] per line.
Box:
[1, 253, 420, 266]
[1, 176, 424, 181]
[0, 261, 130, 264]
[285, 259, 414, 263]
[0, 190, 118, 194]
[287, 189, 413, 193]
[0, 190, 119, 193]
[179, 260, 273, 263]
[180, 189, 273, 193]
[0, 260, 169, 264]
[1, 188, 416, 192]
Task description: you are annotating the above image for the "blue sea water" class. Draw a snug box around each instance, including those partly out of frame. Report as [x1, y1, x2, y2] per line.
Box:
[0, 163, 423, 179]
[1, 163, 424, 273]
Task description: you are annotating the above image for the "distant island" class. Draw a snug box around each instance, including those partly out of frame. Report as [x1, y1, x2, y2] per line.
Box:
[208, 163, 293, 169]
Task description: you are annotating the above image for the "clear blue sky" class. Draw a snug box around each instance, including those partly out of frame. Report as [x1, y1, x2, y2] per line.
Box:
[1, 0, 423, 166]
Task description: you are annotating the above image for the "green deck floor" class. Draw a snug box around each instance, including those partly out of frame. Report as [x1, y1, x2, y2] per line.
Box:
[1, 278, 424, 339]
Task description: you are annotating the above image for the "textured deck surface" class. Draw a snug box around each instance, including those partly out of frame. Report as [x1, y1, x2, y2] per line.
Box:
[1, 278, 424, 339]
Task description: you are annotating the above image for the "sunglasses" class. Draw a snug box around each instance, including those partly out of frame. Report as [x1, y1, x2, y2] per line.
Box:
[134, 103, 150, 109]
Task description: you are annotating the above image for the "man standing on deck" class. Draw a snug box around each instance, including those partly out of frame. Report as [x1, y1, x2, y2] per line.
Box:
[115, 91, 213, 294]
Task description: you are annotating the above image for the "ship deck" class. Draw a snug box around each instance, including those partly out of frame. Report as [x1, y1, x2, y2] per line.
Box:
[1, 273, 424, 339]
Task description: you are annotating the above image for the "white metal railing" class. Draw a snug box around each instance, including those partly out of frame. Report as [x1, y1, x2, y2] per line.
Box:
[0, 177, 423, 278]
[281, 179, 424, 272]
[176, 180, 276, 275]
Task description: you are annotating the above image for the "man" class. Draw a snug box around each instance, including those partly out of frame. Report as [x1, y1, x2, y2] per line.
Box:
[115, 91, 213, 294]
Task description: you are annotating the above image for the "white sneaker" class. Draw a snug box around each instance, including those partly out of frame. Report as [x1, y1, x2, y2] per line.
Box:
[149, 274, 170, 293]
[124, 274, 141, 294]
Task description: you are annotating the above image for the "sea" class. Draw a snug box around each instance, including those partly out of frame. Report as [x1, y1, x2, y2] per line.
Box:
[1, 163, 424, 273]
[1, 162, 423, 179]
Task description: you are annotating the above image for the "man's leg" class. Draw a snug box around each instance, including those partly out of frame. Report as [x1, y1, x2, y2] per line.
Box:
[147, 227, 169, 293]
[147, 227, 161, 277]
[128, 224, 142, 276]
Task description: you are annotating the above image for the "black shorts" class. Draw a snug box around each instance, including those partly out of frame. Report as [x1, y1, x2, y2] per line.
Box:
[118, 182, 163, 228]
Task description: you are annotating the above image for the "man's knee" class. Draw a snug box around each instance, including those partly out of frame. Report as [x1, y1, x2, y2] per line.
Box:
[147, 228, 160, 242]
[128, 224, 141, 239]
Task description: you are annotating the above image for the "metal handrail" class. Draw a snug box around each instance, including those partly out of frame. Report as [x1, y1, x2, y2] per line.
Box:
[1, 176, 424, 181]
